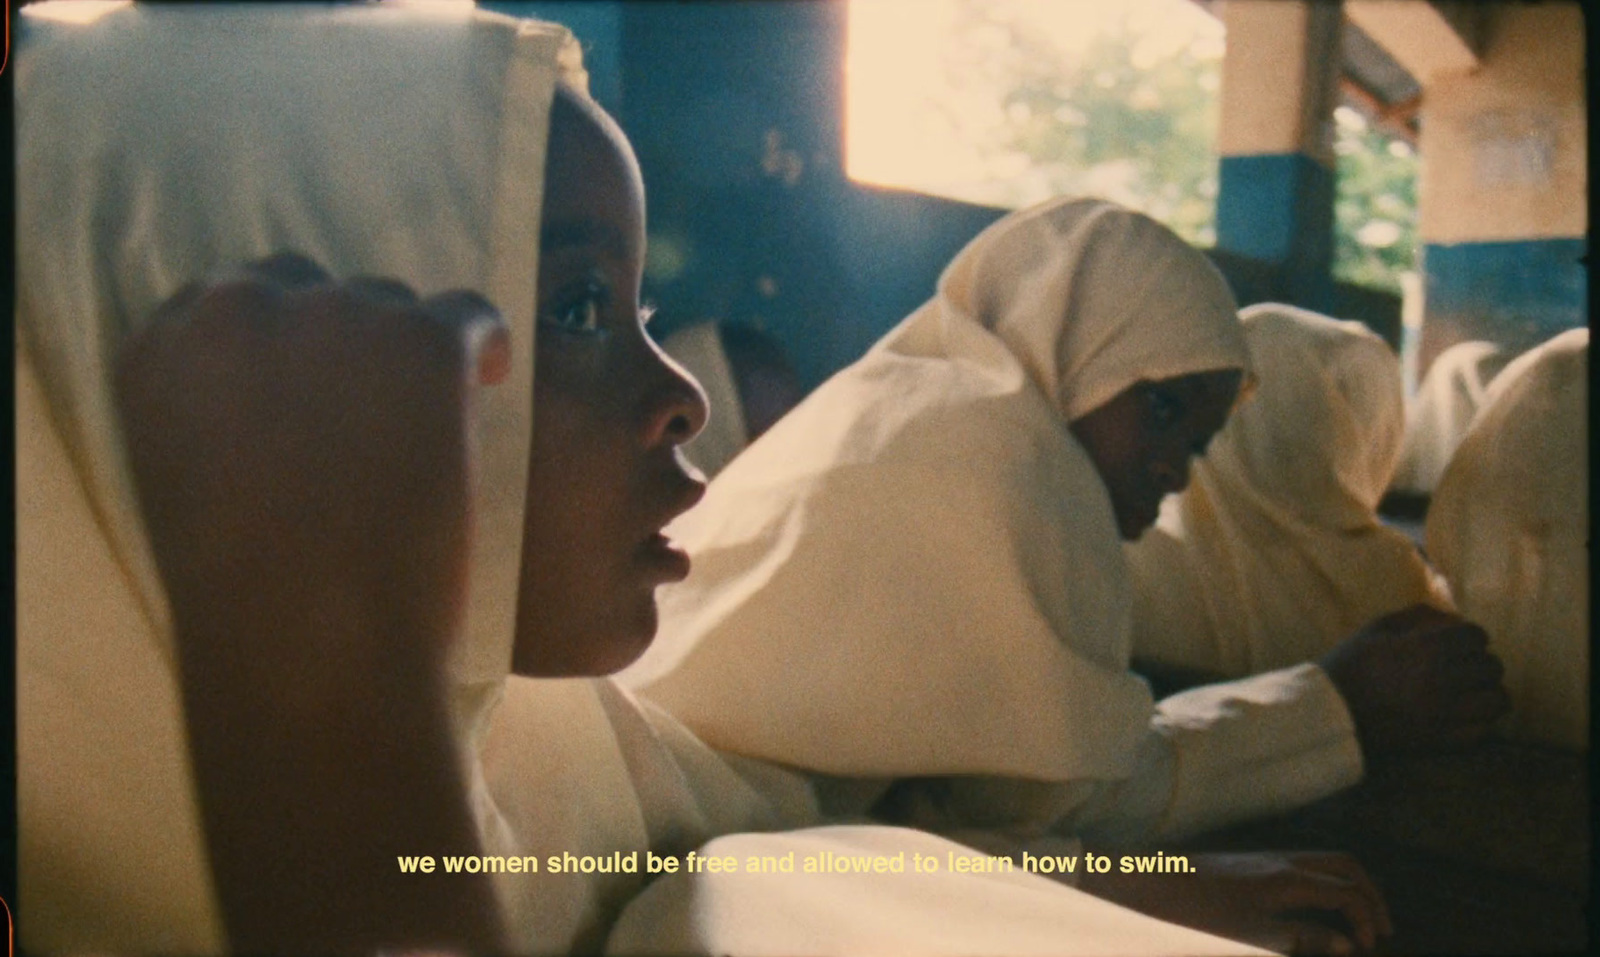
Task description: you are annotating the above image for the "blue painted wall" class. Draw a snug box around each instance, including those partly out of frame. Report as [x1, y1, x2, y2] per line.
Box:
[1215, 152, 1335, 310]
[1423, 238, 1588, 352]
[617, 2, 863, 389]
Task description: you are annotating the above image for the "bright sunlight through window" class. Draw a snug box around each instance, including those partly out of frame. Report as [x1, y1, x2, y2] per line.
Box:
[846, 0, 1225, 244]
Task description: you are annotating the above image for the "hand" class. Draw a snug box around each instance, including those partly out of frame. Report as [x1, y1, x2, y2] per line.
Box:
[1081, 851, 1393, 955]
[117, 254, 510, 700]
[1319, 604, 1510, 755]
[115, 254, 510, 952]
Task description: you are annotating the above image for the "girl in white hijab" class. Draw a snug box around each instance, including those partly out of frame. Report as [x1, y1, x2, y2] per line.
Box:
[628, 199, 1372, 836]
[1425, 328, 1589, 751]
[1125, 303, 1450, 678]
[18, 4, 567, 949]
[1391, 340, 1511, 494]
[621, 200, 1433, 947]
[18, 5, 814, 952]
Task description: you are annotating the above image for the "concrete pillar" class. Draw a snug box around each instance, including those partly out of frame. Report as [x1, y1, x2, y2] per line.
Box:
[1214, 0, 1343, 310]
[1411, 3, 1587, 373]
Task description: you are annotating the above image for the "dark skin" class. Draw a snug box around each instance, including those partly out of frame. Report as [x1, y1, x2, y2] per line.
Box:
[114, 85, 705, 953]
[1319, 603, 1508, 755]
[516, 87, 708, 677]
[1069, 370, 1241, 542]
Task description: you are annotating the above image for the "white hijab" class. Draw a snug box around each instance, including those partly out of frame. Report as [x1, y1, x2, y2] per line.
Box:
[1391, 340, 1511, 494]
[17, 4, 577, 949]
[1125, 304, 1446, 676]
[661, 321, 750, 477]
[1425, 328, 1589, 750]
[625, 198, 1250, 786]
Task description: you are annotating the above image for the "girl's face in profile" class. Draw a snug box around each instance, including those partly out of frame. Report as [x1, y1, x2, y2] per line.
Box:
[514, 88, 709, 677]
[1069, 369, 1242, 540]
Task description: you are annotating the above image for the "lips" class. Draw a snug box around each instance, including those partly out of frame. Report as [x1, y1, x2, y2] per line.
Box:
[637, 531, 692, 583]
[637, 467, 706, 584]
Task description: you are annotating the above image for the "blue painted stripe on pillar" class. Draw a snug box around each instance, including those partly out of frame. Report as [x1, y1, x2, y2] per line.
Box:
[1215, 153, 1335, 266]
[1424, 238, 1588, 338]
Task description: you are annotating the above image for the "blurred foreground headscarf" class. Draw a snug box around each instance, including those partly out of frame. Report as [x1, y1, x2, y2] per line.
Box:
[17, 4, 576, 949]
[1426, 328, 1589, 750]
[1126, 304, 1446, 676]
[625, 198, 1251, 784]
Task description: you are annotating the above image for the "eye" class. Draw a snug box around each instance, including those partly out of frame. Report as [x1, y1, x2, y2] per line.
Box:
[541, 280, 610, 335]
[1143, 386, 1184, 430]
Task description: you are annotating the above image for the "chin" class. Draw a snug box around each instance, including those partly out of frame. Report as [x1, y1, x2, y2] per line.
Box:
[587, 628, 655, 676]
[510, 606, 657, 678]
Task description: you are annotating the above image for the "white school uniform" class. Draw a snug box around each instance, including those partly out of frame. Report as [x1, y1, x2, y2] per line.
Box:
[626, 200, 1363, 852]
[1126, 304, 1448, 677]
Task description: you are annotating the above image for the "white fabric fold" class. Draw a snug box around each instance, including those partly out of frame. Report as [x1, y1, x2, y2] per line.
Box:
[1147, 664, 1364, 841]
[1126, 304, 1446, 676]
[1392, 340, 1511, 494]
[1425, 328, 1589, 750]
[481, 677, 820, 953]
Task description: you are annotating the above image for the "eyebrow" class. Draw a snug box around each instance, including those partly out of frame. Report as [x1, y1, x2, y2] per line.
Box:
[540, 219, 630, 260]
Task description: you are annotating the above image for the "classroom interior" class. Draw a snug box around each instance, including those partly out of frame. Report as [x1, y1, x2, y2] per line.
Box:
[12, 0, 1588, 952]
[484, 1, 1588, 951]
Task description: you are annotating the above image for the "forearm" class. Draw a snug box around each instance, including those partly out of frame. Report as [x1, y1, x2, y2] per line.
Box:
[175, 577, 503, 954]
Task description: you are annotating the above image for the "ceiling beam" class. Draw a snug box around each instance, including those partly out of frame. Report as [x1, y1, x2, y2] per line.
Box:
[1344, 0, 1485, 82]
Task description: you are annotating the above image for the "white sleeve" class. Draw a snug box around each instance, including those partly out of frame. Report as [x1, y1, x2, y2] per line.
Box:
[1073, 663, 1364, 845]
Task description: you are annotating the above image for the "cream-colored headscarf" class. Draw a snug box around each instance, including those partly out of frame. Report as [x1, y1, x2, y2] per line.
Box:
[661, 322, 750, 477]
[1391, 340, 1512, 494]
[624, 198, 1250, 786]
[17, 4, 578, 950]
[1425, 328, 1589, 750]
[1125, 304, 1446, 676]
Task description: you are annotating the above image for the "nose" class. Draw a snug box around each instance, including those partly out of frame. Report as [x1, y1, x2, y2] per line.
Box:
[640, 349, 710, 449]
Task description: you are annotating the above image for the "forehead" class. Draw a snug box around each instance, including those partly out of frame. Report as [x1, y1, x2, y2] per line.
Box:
[541, 91, 644, 259]
[1164, 369, 1242, 407]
